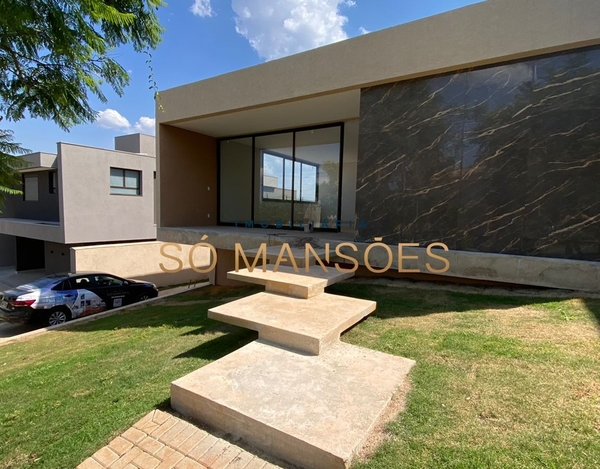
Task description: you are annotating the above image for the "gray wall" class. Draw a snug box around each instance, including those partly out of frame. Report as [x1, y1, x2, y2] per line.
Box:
[356, 44, 600, 262]
[115, 134, 156, 157]
[44, 241, 71, 274]
[2, 170, 59, 222]
[0, 234, 15, 267]
[58, 143, 156, 244]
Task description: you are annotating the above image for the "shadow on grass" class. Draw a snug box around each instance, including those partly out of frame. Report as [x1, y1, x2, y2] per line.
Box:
[174, 329, 258, 361]
[583, 299, 600, 327]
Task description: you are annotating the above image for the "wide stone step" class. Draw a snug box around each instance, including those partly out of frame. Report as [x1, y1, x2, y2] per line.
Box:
[171, 340, 415, 469]
[208, 292, 375, 355]
[228, 264, 354, 298]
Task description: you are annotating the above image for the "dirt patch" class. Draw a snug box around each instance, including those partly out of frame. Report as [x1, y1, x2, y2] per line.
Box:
[355, 378, 412, 462]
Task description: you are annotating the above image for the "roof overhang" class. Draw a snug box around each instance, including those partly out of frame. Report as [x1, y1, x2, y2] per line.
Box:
[20, 152, 57, 172]
[169, 90, 360, 138]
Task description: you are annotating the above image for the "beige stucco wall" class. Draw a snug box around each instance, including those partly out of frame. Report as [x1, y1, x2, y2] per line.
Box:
[71, 241, 214, 287]
[158, 125, 217, 227]
[157, 0, 600, 124]
[58, 143, 156, 244]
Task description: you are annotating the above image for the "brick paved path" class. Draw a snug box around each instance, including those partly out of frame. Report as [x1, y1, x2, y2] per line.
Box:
[77, 410, 283, 469]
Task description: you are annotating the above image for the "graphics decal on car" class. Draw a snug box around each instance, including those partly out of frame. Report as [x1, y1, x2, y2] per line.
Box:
[53, 289, 106, 319]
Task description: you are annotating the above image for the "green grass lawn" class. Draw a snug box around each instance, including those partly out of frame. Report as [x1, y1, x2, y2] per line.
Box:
[1, 283, 599, 469]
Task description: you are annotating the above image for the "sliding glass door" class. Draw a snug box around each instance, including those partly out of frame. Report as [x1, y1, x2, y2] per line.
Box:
[219, 124, 343, 230]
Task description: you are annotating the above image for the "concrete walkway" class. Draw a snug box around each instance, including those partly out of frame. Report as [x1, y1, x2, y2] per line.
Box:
[77, 410, 283, 469]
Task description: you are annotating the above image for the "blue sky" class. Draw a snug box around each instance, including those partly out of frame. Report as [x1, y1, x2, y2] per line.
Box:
[9, 0, 484, 154]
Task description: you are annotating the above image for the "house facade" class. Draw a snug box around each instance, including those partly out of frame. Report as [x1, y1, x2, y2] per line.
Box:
[0, 134, 156, 273]
[156, 0, 600, 291]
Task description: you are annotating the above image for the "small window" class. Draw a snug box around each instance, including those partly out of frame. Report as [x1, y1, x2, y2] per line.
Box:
[24, 176, 39, 201]
[110, 168, 141, 195]
[49, 171, 57, 194]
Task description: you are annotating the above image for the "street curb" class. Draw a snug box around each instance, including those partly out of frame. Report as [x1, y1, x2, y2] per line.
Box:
[0, 281, 211, 348]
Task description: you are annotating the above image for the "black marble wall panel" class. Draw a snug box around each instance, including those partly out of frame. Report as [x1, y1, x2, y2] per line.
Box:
[356, 45, 600, 261]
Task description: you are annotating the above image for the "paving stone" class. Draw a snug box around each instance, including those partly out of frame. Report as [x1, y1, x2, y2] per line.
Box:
[132, 451, 161, 469]
[158, 420, 189, 444]
[155, 447, 185, 469]
[109, 447, 144, 469]
[242, 458, 267, 469]
[175, 457, 208, 469]
[108, 437, 134, 456]
[122, 427, 147, 445]
[169, 425, 201, 451]
[209, 444, 242, 469]
[150, 417, 179, 440]
[133, 411, 155, 430]
[186, 434, 218, 461]
[221, 450, 257, 469]
[77, 457, 104, 469]
[91, 446, 119, 467]
[196, 438, 230, 467]
[153, 409, 172, 425]
[176, 428, 208, 454]
[138, 436, 164, 455]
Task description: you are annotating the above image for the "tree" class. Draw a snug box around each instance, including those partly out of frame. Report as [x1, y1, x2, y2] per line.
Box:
[0, 0, 165, 205]
[0, 128, 30, 198]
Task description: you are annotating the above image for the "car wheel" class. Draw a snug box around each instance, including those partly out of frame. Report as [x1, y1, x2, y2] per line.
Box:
[46, 308, 70, 327]
[137, 294, 151, 302]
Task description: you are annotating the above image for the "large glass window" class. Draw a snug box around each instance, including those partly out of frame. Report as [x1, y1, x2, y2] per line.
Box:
[261, 152, 317, 202]
[219, 124, 343, 230]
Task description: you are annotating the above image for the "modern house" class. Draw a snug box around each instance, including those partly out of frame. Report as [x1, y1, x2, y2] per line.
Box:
[0, 134, 156, 273]
[156, 0, 600, 291]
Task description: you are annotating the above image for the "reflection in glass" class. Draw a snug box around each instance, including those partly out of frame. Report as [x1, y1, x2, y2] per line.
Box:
[255, 133, 294, 226]
[294, 127, 341, 228]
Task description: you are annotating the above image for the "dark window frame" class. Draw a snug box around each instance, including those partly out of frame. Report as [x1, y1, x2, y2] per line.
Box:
[217, 122, 344, 232]
[110, 167, 142, 196]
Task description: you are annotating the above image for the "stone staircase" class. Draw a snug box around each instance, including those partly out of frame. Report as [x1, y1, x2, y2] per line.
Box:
[171, 265, 415, 469]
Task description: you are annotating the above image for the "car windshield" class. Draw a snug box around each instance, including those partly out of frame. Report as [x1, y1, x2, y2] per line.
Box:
[16, 277, 63, 291]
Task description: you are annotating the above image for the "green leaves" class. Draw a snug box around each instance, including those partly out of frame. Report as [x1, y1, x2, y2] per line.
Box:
[0, 129, 30, 210]
[0, 0, 166, 130]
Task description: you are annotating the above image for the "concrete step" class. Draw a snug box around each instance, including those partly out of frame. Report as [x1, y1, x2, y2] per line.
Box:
[171, 340, 415, 469]
[208, 292, 376, 355]
[227, 264, 354, 299]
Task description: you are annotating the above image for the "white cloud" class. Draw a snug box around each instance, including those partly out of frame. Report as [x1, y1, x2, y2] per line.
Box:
[359, 26, 370, 35]
[95, 109, 131, 130]
[190, 0, 213, 17]
[232, 0, 353, 61]
[133, 117, 156, 135]
[95, 109, 155, 135]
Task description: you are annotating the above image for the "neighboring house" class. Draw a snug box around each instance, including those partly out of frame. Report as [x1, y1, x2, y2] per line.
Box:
[0, 134, 156, 273]
[156, 0, 600, 291]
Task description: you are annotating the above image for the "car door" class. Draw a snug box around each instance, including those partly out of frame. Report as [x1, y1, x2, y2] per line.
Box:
[70, 275, 107, 317]
[89, 275, 130, 310]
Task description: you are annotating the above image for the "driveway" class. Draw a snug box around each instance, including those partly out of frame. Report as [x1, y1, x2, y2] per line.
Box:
[0, 267, 46, 338]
